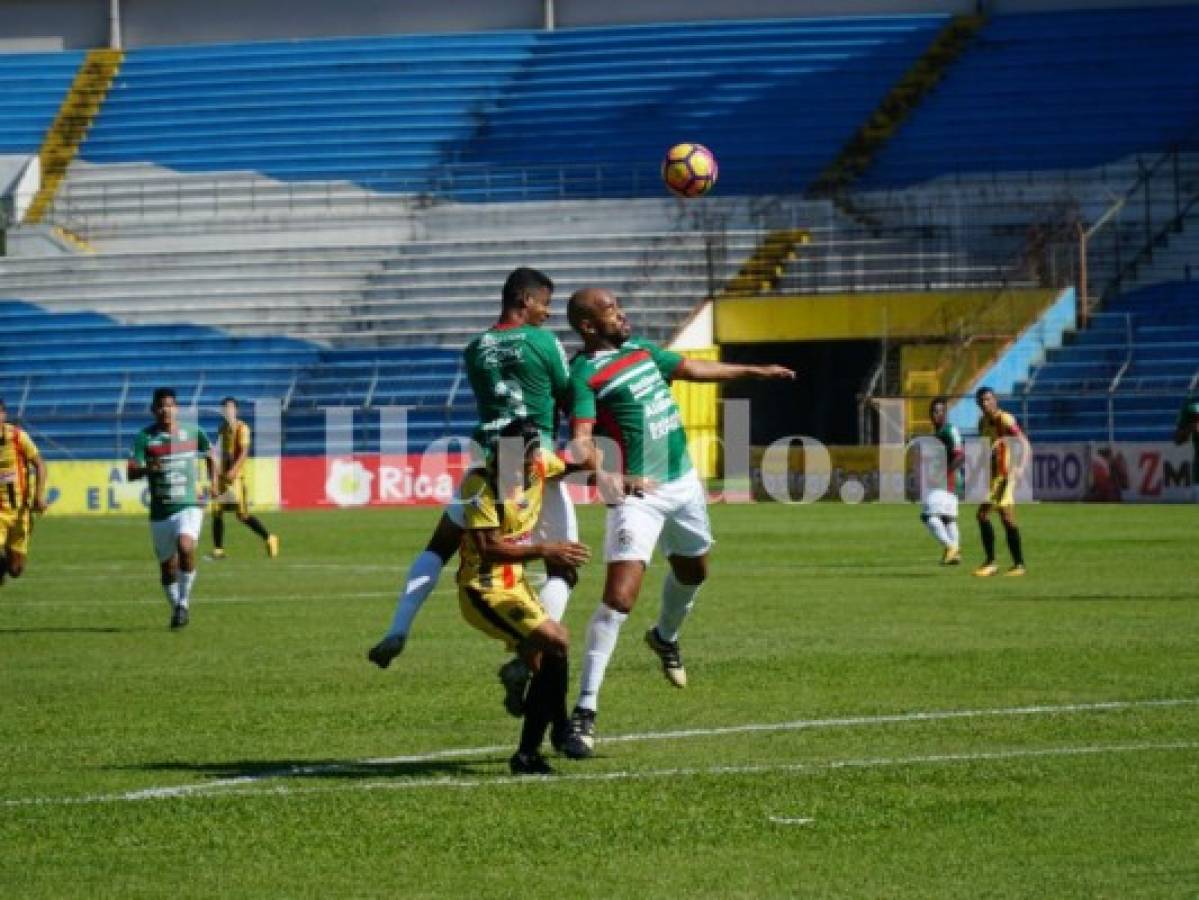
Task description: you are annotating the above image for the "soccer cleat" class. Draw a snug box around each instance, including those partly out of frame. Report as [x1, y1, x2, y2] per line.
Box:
[169, 604, 189, 630]
[265, 535, 280, 558]
[1004, 564, 1027, 577]
[367, 634, 406, 669]
[508, 751, 555, 776]
[498, 657, 531, 718]
[942, 546, 962, 566]
[973, 562, 999, 578]
[562, 707, 596, 759]
[645, 627, 687, 688]
[209, 548, 227, 560]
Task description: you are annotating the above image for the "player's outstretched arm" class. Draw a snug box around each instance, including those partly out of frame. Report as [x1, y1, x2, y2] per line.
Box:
[675, 358, 796, 383]
[470, 528, 590, 568]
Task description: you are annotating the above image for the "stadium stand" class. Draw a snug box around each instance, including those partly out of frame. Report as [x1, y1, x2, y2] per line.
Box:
[0, 300, 475, 458]
[56, 15, 946, 208]
[1005, 281, 1199, 443]
[0, 50, 85, 155]
[862, 5, 1199, 188]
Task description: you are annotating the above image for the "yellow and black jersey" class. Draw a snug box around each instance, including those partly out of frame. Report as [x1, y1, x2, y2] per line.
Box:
[456, 450, 566, 593]
[978, 410, 1023, 478]
[218, 419, 251, 476]
[0, 423, 40, 514]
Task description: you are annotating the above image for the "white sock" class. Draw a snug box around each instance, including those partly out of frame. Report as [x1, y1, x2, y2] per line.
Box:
[576, 604, 628, 713]
[539, 576, 571, 623]
[162, 581, 179, 607]
[177, 569, 196, 607]
[386, 550, 444, 638]
[656, 572, 701, 643]
[924, 515, 952, 548]
[946, 521, 960, 548]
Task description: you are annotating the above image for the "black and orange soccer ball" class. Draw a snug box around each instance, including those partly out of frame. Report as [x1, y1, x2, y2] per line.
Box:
[661, 142, 718, 198]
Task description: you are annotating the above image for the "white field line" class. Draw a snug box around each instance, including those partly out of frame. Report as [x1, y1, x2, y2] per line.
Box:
[2, 697, 1197, 808]
[4, 741, 1197, 808]
[0, 589, 429, 608]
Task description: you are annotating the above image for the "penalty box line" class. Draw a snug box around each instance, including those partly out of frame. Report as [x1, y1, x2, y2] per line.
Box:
[2, 696, 1197, 808]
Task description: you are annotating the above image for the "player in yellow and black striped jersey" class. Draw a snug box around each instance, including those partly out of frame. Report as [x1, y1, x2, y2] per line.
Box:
[210, 397, 278, 560]
[0, 398, 49, 587]
[973, 387, 1032, 578]
[457, 418, 590, 775]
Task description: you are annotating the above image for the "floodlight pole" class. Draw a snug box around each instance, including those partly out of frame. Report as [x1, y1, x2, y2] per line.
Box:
[543, 0, 555, 31]
[109, 0, 123, 50]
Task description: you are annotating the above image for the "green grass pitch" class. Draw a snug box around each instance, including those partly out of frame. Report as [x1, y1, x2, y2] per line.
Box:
[1, 502, 1197, 898]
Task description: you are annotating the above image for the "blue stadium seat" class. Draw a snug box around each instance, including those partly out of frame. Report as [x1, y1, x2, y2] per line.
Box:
[76, 16, 946, 197]
[1005, 280, 1199, 441]
[864, 6, 1199, 187]
[0, 50, 84, 153]
[0, 301, 475, 458]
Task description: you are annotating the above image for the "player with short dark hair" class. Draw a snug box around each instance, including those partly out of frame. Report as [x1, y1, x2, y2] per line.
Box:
[457, 418, 590, 774]
[973, 387, 1030, 577]
[210, 397, 278, 560]
[921, 396, 965, 565]
[0, 398, 49, 587]
[127, 388, 217, 629]
[560, 287, 795, 759]
[368, 267, 577, 714]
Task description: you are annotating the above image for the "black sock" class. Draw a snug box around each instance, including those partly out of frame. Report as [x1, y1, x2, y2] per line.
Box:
[212, 517, 224, 550]
[1003, 522, 1024, 566]
[519, 654, 567, 756]
[979, 519, 996, 562]
[244, 516, 270, 541]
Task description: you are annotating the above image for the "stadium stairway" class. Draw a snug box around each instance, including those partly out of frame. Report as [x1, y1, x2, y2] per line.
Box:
[1005, 281, 1199, 443]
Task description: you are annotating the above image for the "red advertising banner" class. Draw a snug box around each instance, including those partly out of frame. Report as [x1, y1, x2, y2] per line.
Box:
[280, 454, 473, 509]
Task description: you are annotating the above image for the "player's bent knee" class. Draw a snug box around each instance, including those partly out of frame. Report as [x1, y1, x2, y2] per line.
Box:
[670, 555, 708, 586]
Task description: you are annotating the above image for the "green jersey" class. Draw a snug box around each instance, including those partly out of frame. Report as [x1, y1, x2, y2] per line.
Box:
[934, 422, 966, 498]
[129, 424, 212, 521]
[463, 323, 571, 447]
[570, 337, 691, 483]
[1177, 398, 1199, 470]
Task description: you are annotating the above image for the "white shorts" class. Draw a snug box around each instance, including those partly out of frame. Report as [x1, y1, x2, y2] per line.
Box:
[445, 473, 578, 542]
[921, 488, 960, 520]
[605, 469, 714, 564]
[150, 507, 205, 563]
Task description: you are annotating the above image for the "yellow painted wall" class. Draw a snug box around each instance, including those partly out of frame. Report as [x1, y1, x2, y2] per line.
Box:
[716, 289, 1054, 343]
[45, 457, 280, 516]
[671, 347, 720, 479]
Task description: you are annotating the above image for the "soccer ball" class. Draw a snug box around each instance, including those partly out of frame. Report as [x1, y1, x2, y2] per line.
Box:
[661, 143, 718, 198]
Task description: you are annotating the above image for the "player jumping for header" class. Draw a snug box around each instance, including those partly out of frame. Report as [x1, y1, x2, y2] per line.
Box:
[560, 287, 794, 759]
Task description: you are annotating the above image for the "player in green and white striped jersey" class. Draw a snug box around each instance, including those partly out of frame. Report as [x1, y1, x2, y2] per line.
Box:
[920, 396, 966, 565]
[127, 387, 218, 630]
[560, 287, 795, 759]
[1173, 395, 1199, 501]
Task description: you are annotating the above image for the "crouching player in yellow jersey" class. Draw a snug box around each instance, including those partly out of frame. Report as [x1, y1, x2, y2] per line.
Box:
[211, 397, 278, 559]
[0, 398, 49, 587]
[458, 418, 590, 775]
